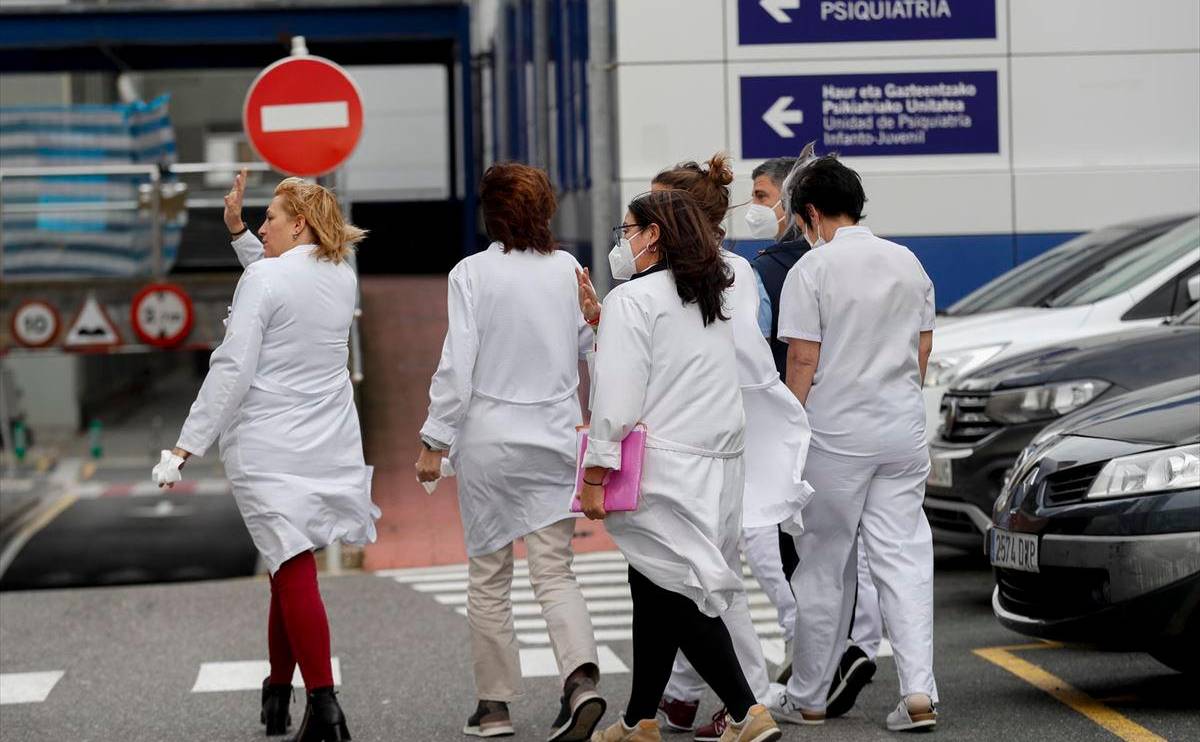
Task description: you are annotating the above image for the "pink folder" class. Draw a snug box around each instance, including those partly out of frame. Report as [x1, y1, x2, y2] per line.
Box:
[570, 425, 646, 513]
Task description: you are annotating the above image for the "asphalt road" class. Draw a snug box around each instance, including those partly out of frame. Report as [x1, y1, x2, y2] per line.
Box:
[1, 549, 1195, 741]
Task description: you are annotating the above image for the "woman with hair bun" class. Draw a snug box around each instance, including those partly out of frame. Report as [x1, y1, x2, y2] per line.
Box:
[154, 169, 378, 741]
[580, 189, 782, 742]
[647, 155, 813, 740]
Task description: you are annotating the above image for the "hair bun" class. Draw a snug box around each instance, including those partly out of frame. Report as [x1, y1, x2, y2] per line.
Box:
[705, 152, 734, 187]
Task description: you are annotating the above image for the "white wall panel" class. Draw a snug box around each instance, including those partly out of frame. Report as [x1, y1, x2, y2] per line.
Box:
[1011, 0, 1200, 54]
[1015, 168, 1200, 233]
[615, 0, 725, 63]
[1010, 53, 1200, 169]
[616, 63, 727, 181]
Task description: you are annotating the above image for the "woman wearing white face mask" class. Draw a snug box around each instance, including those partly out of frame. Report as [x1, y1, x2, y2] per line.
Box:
[579, 190, 783, 742]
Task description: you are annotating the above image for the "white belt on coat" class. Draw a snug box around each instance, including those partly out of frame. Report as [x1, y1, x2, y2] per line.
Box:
[250, 372, 349, 398]
[471, 387, 578, 406]
[645, 434, 743, 460]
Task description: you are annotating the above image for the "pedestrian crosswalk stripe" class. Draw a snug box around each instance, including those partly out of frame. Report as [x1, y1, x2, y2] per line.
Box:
[520, 646, 629, 678]
[0, 671, 63, 705]
[191, 658, 342, 693]
[379, 550, 800, 679]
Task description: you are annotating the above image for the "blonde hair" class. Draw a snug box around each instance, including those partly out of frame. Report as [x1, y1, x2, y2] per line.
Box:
[274, 177, 367, 263]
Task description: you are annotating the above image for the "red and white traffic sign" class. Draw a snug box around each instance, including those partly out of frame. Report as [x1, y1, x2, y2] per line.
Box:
[64, 295, 121, 349]
[243, 52, 364, 176]
[131, 283, 194, 348]
[10, 299, 61, 348]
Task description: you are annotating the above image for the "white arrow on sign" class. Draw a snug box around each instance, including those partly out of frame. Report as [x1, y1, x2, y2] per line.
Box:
[763, 96, 804, 138]
[760, 0, 801, 24]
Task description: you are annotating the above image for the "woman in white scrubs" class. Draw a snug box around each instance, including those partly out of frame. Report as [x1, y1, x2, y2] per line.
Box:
[769, 156, 939, 732]
[154, 171, 376, 741]
[647, 155, 812, 740]
[415, 163, 604, 741]
[580, 190, 782, 742]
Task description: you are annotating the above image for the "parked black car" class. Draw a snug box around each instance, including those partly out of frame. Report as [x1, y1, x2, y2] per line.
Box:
[925, 304, 1200, 548]
[986, 375, 1200, 674]
[941, 213, 1192, 318]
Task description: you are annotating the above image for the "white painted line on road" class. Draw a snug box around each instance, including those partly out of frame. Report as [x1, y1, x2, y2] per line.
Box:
[261, 101, 350, 133]
[878, 639, 893, 658]
[434, 584, 630, 606]
[191, 658, 341, 692]
[518, 628, 632, 645]
[0, 671, 64, 704]
[519, 645, 629, 678]
[412, 571, 629, 593]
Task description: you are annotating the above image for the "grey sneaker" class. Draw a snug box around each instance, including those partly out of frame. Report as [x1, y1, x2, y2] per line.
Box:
[464, 699, 515, 738]
[885, 694, 937, 732]
[548, 676, 606, 741]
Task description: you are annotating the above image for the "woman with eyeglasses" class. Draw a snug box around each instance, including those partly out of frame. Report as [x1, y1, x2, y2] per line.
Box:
[416, 163, 605, 741]
[578, 189, 782, 742]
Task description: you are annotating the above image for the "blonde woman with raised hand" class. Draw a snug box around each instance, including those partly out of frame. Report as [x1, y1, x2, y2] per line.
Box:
[153, 169, 377, 742]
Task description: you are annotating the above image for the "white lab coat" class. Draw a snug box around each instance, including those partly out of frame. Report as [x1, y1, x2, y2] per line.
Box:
[421, 243, 591, 558]
[584, 265, 745, 617]
[724, 251, 813, 531]
[177, 233, 378, 575]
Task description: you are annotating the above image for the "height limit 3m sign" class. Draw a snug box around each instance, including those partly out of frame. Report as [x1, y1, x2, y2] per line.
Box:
[244, 54, 364, 177]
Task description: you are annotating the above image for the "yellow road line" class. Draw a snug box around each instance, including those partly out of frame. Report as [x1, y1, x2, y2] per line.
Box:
[0, 495, 78, 578]
[974, 645, 1166, 742]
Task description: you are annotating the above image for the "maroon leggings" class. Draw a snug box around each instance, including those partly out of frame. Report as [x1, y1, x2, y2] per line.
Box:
[268, 550, 334, 690]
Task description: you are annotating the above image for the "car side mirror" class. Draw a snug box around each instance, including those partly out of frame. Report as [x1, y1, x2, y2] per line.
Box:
[1187, 274, 1200, 304]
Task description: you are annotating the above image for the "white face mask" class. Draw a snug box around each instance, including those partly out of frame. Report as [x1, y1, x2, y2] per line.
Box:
[609, 232, 649, 281]
[803, 215, 826, 248]
[745, 201, 782, 239]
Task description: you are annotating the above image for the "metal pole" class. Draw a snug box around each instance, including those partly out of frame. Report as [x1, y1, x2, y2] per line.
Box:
[588, 0, 615, 295]
[532, 0, 551, 170]
[149, 167, 164, 278]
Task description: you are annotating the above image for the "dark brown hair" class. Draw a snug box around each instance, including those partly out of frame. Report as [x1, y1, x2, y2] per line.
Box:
[480, 162, 557, 254]
[651, 152, 734, 239]
[628, 189, 733, 326]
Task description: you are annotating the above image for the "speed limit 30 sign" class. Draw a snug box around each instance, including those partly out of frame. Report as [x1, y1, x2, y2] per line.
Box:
[131, 284, 195, 348]
[11, 300, 61, 348]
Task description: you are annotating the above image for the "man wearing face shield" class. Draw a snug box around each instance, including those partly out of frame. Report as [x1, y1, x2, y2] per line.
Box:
[769, 156, 939, 733]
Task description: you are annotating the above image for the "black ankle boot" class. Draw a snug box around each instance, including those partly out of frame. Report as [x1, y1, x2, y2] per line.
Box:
[261, 678, 293, 736]
[290, 687, 351, 742]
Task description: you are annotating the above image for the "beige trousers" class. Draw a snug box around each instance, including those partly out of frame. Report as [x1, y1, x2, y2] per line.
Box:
[468, 517, 599, 701]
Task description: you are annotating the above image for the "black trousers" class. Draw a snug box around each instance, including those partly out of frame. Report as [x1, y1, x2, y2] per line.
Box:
[625, 567, 756, 724]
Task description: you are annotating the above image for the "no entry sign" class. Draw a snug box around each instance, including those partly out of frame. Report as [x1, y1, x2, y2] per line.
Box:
[244, 54, 364, 176]
[131, 284, 194, 348]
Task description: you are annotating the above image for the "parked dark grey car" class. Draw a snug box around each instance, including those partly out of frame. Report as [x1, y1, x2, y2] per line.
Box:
[925, 304, 1200, 548]
[987, 375, 1200, 674]
[942, 213, 1192, 317]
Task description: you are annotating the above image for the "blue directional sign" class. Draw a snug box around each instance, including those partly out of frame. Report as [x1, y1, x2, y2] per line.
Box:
[739, 0, 996, 45]
[740, 70, 1000, 158]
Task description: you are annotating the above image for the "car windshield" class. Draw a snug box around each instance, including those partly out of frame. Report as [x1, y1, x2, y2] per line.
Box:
[1172, 302, 1200, 326]
[1048, 219, 1200, 308]
[945, 228, 1131, 315]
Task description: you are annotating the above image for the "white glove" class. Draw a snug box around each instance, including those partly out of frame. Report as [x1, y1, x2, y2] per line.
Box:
[152, 449, 185, 486]
[418, 458, 456, 495]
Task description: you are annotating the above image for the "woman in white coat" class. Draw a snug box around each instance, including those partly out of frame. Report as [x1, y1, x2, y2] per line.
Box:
[153, 171, 376, 742]
[414, 163, 605, 741]
[580, 190, 782, 742]
[647, 156, 812, 739]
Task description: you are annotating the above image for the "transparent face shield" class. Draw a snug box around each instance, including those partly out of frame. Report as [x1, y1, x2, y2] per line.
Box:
[778, 140, 819, 242]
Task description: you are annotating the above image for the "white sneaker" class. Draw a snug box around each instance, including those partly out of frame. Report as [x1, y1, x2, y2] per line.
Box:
[886, 694, 937, 732]
[765, 692, 824, 726]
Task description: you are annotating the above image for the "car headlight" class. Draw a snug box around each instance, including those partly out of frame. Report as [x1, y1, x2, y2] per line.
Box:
[924, 344, 1008, 388]
[1086, 444, 1200, 499]
[984, 380, 1110, 424]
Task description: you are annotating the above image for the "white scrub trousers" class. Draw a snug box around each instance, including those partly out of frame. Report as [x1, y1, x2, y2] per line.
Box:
[743, 525, 796, 644]
[851, 536, 883, 658]
[787, 448, 938, 711]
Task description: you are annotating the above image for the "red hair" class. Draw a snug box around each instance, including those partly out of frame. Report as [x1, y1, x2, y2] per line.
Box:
[480, 163, 557, 254]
